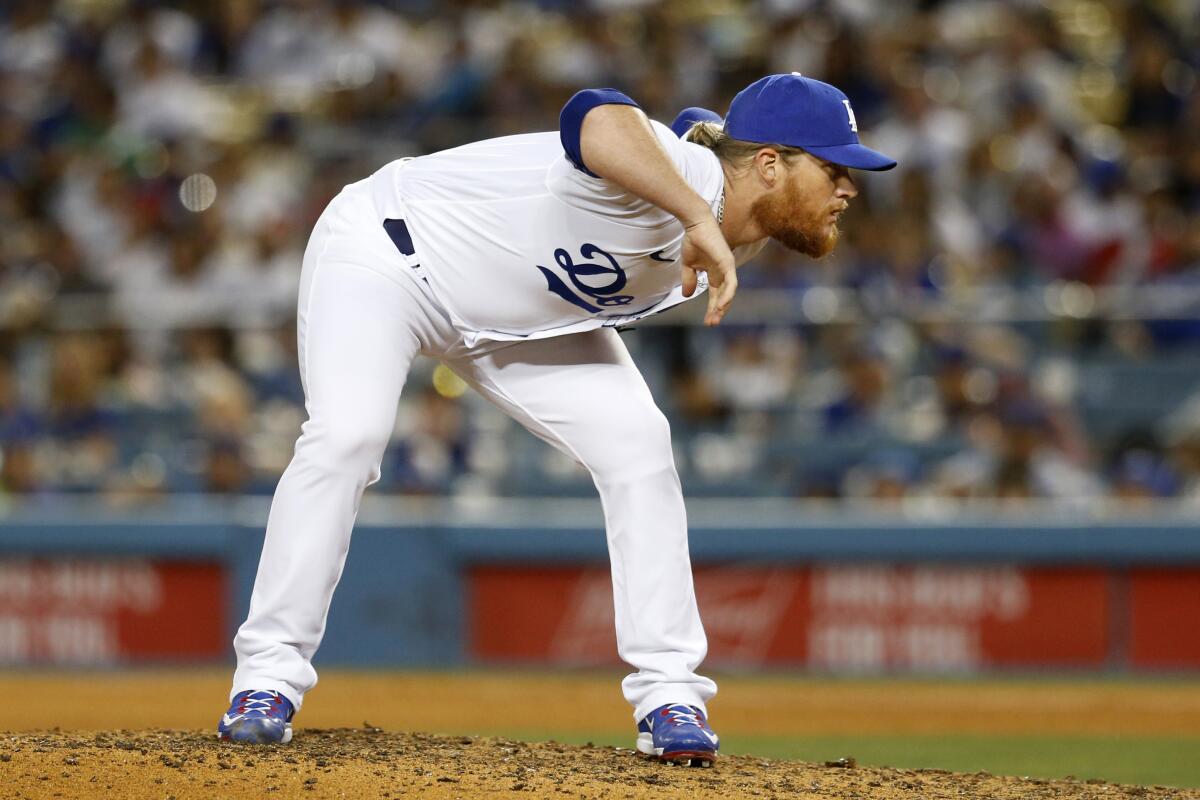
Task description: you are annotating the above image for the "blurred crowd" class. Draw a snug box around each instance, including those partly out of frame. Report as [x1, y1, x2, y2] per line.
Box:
[1, 0, 1200, 505]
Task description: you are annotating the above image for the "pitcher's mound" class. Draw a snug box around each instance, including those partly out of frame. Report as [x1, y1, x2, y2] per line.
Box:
[0, 729, 1192, 799]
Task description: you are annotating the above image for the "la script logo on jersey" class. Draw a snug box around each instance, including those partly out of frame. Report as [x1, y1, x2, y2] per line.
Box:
[537, 243, 633, 313]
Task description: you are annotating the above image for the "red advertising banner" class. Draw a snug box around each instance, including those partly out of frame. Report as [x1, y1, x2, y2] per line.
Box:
[0, 559, 227, 664]
[1129, 568, 1200, 668]
[802, 565, 1109, 670]
[469, 564, 1114, 670]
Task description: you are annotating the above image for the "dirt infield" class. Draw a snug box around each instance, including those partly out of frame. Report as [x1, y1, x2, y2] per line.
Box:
[2, 670, 1198, 798]
[3, 669, 1199, 735]
[3, 728, 1198, 800]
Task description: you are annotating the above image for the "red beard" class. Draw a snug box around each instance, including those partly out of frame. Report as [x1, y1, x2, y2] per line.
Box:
[750, 176, 840, 258]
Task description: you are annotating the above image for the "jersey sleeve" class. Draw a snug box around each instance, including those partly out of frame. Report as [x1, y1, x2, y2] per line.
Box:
[559, 88, 641, 177]
[548, 113, 724, 226]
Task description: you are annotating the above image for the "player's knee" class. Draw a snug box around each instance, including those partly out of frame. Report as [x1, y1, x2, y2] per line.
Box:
[583, 407, 674, 478]
[301, 417, 392, 474]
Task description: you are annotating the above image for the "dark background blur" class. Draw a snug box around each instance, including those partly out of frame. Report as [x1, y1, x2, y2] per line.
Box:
[2, 0, 1199, 508]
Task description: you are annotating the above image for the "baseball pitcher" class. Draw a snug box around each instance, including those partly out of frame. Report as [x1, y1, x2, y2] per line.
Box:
[217, 73, 896, 766]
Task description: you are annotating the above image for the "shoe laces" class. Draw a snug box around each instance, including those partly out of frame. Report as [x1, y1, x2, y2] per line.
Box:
[238, 691, 285, 717]
[661, 705, 704, 728]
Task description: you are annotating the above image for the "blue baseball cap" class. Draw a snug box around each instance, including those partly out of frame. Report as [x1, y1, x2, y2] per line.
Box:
[671, 106, 722, 138]
[724, 74, 896, 171]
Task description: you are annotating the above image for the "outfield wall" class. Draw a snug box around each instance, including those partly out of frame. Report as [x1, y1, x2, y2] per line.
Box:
[0, 498, 1197, 672]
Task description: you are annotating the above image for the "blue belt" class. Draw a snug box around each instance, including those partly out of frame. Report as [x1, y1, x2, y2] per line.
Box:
[383, 218, 415, 257]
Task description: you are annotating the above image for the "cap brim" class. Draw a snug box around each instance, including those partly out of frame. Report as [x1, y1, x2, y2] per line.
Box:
[804, 142, 897, 171]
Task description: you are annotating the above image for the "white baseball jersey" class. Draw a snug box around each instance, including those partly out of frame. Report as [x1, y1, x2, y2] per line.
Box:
[365, 121, 763, 346]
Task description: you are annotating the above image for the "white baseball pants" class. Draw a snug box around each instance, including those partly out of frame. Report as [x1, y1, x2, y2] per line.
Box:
[231, 182, 716, 723]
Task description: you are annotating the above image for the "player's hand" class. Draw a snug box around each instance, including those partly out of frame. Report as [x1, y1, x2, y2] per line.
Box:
[680, 216, 737, 326]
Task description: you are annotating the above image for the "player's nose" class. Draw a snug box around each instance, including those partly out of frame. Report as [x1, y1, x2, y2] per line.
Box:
[836, 173, 858, 199]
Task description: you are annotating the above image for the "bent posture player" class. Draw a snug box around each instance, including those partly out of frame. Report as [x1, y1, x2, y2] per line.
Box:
[218, 74, 895, 765]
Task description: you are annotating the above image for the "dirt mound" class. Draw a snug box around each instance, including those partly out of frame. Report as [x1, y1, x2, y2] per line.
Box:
[1, 729, 1195, 800]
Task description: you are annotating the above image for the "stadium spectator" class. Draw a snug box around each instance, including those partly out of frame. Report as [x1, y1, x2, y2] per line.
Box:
[0, 0, 1197, 505]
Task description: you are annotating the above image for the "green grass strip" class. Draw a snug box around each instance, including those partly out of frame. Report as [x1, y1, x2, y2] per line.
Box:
[722, 734, 1200, 789]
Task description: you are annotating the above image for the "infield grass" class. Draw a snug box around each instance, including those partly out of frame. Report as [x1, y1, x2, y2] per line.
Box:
[725, 734, 1200, 789]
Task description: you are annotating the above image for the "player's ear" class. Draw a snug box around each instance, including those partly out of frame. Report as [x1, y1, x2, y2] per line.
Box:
[754, 148, 781, 187]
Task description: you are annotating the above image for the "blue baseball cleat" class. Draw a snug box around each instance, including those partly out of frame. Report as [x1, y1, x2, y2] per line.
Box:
[217, 690, 295, 744]
[636, 703, 718, 767]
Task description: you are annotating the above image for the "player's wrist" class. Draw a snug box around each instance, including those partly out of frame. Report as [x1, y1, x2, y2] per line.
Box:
[679, 200, 717, 230]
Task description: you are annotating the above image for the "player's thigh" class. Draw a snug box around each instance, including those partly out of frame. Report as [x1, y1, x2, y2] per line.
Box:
[296, 248, 423, 453]
[448, 329, 673, 476]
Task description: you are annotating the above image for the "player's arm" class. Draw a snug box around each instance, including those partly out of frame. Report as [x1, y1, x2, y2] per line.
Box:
[561, 90, 736, 326]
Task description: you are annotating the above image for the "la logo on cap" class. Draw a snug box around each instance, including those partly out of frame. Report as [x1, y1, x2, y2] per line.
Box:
[723, 73, 897, 170]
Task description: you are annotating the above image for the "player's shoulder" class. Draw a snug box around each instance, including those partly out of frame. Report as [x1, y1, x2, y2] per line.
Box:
[651, 119, 720, 166]
[651, 119, 723, 191]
